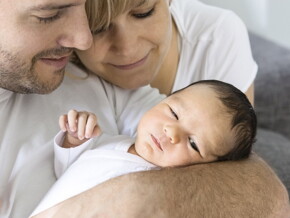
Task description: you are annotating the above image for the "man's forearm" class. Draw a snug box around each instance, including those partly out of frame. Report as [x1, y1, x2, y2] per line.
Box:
[33, 154, 289, 218]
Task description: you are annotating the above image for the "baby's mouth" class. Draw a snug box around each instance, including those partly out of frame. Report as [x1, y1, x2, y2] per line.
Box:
[151, 134, 163, 151]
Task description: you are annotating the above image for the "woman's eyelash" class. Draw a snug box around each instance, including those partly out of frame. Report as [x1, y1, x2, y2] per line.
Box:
[189, 137, 199, 152]
[170, 107, 178, 120]
[133, 7, 155, 19]
[93, 23, 113, 35]
[92, 27, 106, 35]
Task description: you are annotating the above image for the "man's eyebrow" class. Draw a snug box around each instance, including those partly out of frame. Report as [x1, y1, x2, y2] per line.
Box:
[28, 3, 77, 11]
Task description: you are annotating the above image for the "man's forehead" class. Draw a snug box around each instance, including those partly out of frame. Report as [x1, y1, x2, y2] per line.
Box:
[21, 0, 85, 11]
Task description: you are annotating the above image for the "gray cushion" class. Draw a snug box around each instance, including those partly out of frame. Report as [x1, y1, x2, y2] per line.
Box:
[250, 33, 290, 139]
[254, 128, 290, 194]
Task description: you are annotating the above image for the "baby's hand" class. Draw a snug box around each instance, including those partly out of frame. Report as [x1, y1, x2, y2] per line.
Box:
[59, 109, 101, 148]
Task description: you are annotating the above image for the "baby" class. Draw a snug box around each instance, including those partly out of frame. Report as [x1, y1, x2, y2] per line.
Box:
[58, 80, 257, 167]
[31, 80, 257, 214]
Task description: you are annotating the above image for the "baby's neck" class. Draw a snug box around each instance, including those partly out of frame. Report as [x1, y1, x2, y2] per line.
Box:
[128, 144, 139, 156]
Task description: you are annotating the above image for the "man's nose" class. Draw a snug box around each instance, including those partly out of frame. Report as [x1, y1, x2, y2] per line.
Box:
[163, 125, 181, 144]
[57, 6, 93, 50]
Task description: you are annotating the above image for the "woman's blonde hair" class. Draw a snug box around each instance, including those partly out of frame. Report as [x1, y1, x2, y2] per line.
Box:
[72, 0, 148, 67]
[85, 0, 147, 33]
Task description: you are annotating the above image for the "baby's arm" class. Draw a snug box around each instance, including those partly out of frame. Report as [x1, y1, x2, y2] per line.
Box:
[59, 109, 101, 148]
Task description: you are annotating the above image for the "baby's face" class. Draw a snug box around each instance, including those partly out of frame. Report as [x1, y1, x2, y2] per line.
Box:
[135, 85, 234, 167]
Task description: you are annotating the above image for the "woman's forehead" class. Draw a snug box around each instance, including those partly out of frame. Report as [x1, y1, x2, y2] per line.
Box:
[118, 0, 152, 12]
[87, 0, 157, 25]
[126, 0, 154, 7]
[136, 0, 150, 7]
[88, 0, 152, 23]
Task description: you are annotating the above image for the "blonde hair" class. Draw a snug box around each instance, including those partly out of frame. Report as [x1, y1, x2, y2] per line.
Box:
[72, 0, 148, 67]
[85, 0, 147, 33]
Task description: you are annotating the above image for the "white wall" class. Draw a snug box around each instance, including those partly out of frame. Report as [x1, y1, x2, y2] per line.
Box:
[200, 0, 290, 49]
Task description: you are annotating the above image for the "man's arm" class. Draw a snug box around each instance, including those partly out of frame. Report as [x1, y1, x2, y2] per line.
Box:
[32, 154, 289, 218]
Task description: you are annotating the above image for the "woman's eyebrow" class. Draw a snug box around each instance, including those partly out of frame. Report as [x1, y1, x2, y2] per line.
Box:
[136, 0, 150, 7]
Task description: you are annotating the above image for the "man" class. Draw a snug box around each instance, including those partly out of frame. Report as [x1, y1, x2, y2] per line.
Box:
[0, 0, 92, 94]
[0, 0, 95, 217]
[0, 0, 289, 218]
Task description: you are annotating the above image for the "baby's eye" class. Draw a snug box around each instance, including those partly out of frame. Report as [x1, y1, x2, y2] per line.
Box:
[169, 107, 178, 120]
[189, 137, 199, 152]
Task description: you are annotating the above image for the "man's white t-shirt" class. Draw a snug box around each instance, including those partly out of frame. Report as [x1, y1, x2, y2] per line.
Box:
[1, 1, 257, 217]
[0, 63, 163, 218]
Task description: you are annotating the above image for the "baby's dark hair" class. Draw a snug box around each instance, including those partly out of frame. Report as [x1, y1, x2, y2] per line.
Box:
[172, 80, 257, 161]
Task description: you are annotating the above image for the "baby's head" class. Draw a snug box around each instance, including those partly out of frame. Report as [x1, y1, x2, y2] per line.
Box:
[135, 80, 257, 167]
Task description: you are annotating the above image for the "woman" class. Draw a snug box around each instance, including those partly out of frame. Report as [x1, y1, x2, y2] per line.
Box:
[34, 0, 289, 217]
[76, 0, 256, 101]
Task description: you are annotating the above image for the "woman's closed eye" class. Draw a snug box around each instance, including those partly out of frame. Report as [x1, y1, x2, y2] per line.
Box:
[92, 26, 107, 35]
[132, 7, 155, 19]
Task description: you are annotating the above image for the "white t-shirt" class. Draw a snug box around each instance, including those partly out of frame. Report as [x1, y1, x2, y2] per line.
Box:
[170, 0, 257, 92]
[0, 63, 163, 218]
[1, 1, 257, 217]
[30, 133, 158, 216]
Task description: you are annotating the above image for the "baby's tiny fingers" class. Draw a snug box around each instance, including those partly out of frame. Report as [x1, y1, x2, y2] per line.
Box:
[91, 126, 102, 138]
[85, 114, 98, 138]
[67, 109, 78, 132]
[77, 112, 90, 140]
[59, 115, 68, 132]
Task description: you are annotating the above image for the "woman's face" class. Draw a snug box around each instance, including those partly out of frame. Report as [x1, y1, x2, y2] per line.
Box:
[76, 0, 172, 89]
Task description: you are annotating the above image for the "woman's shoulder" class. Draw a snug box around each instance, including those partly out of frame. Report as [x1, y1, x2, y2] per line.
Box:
[171, 0, 243, 41]
[171, 0, 232, 22]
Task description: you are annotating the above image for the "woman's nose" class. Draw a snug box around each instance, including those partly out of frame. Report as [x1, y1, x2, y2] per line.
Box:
[109, 24, 137, 57]
[163, 125, 180, 144]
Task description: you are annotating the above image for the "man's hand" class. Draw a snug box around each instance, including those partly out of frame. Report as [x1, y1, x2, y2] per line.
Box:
[59, 109, 101, 148]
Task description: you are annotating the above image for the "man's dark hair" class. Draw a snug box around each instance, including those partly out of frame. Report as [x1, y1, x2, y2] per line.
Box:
[172, 80, 257, 161]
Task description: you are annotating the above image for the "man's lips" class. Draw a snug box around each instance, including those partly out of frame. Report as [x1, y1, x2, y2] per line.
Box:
[150, 134, 163, 151]
[110, 54, 149, 70]
[40, 55, 71, 69]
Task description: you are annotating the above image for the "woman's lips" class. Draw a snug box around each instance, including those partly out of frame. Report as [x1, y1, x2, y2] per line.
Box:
[110, 54, 149, 70]
[151, 134, 163, 151]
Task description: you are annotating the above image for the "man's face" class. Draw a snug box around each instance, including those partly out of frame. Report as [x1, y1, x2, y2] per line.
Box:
[0, 0, 92, 94]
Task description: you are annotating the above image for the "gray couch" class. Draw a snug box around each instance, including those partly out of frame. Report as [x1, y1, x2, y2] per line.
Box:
[250, 33, 290, 195]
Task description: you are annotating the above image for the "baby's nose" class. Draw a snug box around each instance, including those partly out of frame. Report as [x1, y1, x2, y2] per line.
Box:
[163, 125, 180, 144]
